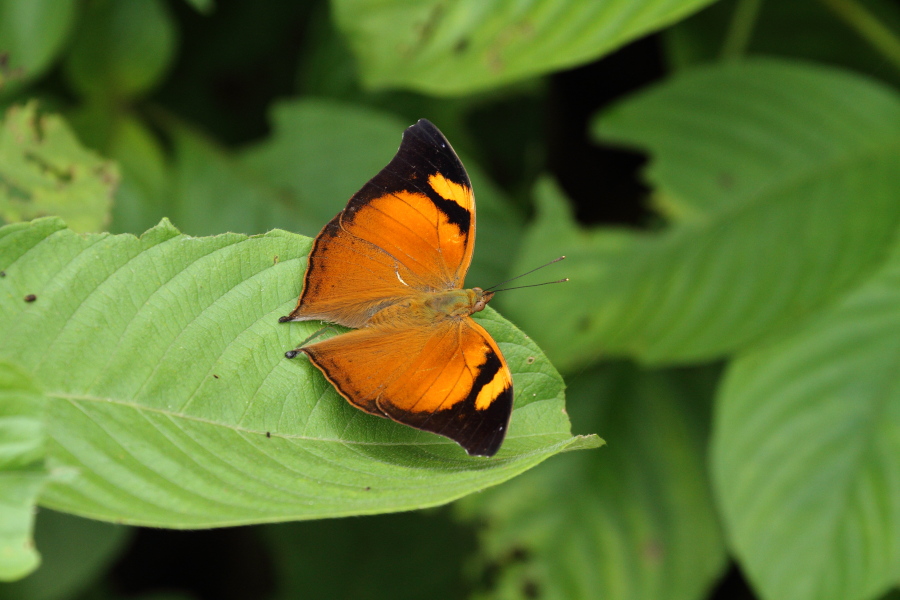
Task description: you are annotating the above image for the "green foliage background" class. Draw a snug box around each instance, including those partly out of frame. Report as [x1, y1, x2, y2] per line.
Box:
[1, 0, 900, 599]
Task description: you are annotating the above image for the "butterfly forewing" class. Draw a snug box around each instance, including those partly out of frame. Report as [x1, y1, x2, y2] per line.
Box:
[285, 120, 475, 327]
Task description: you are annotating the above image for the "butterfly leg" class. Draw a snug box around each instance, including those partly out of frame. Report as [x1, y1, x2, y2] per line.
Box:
[284, 326, 339, 359]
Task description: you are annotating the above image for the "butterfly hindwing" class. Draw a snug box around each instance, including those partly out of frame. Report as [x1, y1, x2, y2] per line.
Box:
[302, 317, 513, 457]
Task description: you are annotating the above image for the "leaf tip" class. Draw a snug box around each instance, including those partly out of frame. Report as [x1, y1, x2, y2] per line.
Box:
[562, 434, 605, 452]
[140, 218, 182, 243]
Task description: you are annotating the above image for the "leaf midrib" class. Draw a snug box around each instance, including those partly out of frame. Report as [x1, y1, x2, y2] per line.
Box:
[47, 391, 565, 449]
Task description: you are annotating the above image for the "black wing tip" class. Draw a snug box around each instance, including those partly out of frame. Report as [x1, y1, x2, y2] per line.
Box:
[462, 433, 503, 457]
[377, 382, 513, 458]
[459, 385, 513, 457]
[404, 118, 451, 150]
[410, 118, 438, 134]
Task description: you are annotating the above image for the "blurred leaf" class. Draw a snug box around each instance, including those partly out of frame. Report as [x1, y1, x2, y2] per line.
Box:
[594, 59, 900, 220]
[71, 106, 304, 238]
[0, 362, 48, 581]
[295, 2, 364, 101]
[0, 510, 131, 600]
[496, 179, 634, 371]
[106, 115, 171, 235]
[0, 217, 596, 527]
[712, 238, 900, 600]
[240, 100, 409, 230]
[459, 364, 725, 600]
[167, 121, 309, 237]
[295, 3, 508, 141]
[263, 510, 475, 600]
[505, 60, 900, 371]
[0, 0, 78, 94]
[181, 0, 214, 15]
[0, 103, 118, 232]
[67, 102, 172, 235]
[665, 0, 900, 87]
[240, 99, 523, 285]
[331, 0, 719, 95]
[63, 0, 178, 100]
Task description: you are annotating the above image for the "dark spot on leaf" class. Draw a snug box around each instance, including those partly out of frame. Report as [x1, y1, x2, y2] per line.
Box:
[213, 374, 219, 379]
[24, 294, 36, 303]
[0, 270, 5, 277]
[509, 547, 530, 562]
[364, 486, 371, 491]
[24, 151, 73, 182]
[522, 579, 540, 598]
[526, 356, 535, 364]
[266, 432, 271, 438]
[98, 167, 117, 185]
[414, 3, 443, 47]
[273, 255, 279, 264]
[643, 539, 664, 562]
[454, 37, 470, 53]
[718, 172, 735, 190]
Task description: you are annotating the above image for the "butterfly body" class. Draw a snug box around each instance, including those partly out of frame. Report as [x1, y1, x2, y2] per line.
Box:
[378, 287, 491, 323]
[281, 120, 512, 457]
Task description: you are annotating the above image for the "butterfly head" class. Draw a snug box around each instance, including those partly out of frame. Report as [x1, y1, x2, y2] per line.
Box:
[470, 287, 494, 314]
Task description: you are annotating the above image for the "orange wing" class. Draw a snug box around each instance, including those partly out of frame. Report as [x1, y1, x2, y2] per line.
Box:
[282, 119, 475, 328]
[301, 317, 513, 457]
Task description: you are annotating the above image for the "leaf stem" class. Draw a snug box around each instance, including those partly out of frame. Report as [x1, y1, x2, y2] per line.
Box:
[819, 0, 900, 73]
[720, 0, 763, 59]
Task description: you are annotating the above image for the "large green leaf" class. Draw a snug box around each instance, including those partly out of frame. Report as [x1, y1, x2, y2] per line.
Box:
[0, 217, 597, 528]
[0, 363, 49, 581]
[330, 0, 719, 95]
[504, 60, 900, 371]
[0, 0, 78, 94]
[240, 99, 523, 286]
[459, 365, 725, 600]
[0, 103, 118, 233]
[63, 0, 178, 99]
[712, 239, 900, 600]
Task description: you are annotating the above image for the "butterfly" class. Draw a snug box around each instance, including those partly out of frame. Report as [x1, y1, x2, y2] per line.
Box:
[279, 119, 513, 457]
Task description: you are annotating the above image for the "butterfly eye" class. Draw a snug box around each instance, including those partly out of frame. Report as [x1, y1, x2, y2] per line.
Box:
[473, 299, 486, 313]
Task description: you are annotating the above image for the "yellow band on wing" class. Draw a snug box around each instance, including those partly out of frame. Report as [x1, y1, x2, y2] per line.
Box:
[428, 172, 472, 208]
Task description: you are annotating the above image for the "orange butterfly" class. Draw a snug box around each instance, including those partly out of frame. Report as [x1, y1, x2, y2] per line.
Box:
[279, 119, 512, 457]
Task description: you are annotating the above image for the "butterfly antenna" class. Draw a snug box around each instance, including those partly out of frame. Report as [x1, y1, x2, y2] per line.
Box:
[484, 256, 566, 292]
[491, 278, 569, 293]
